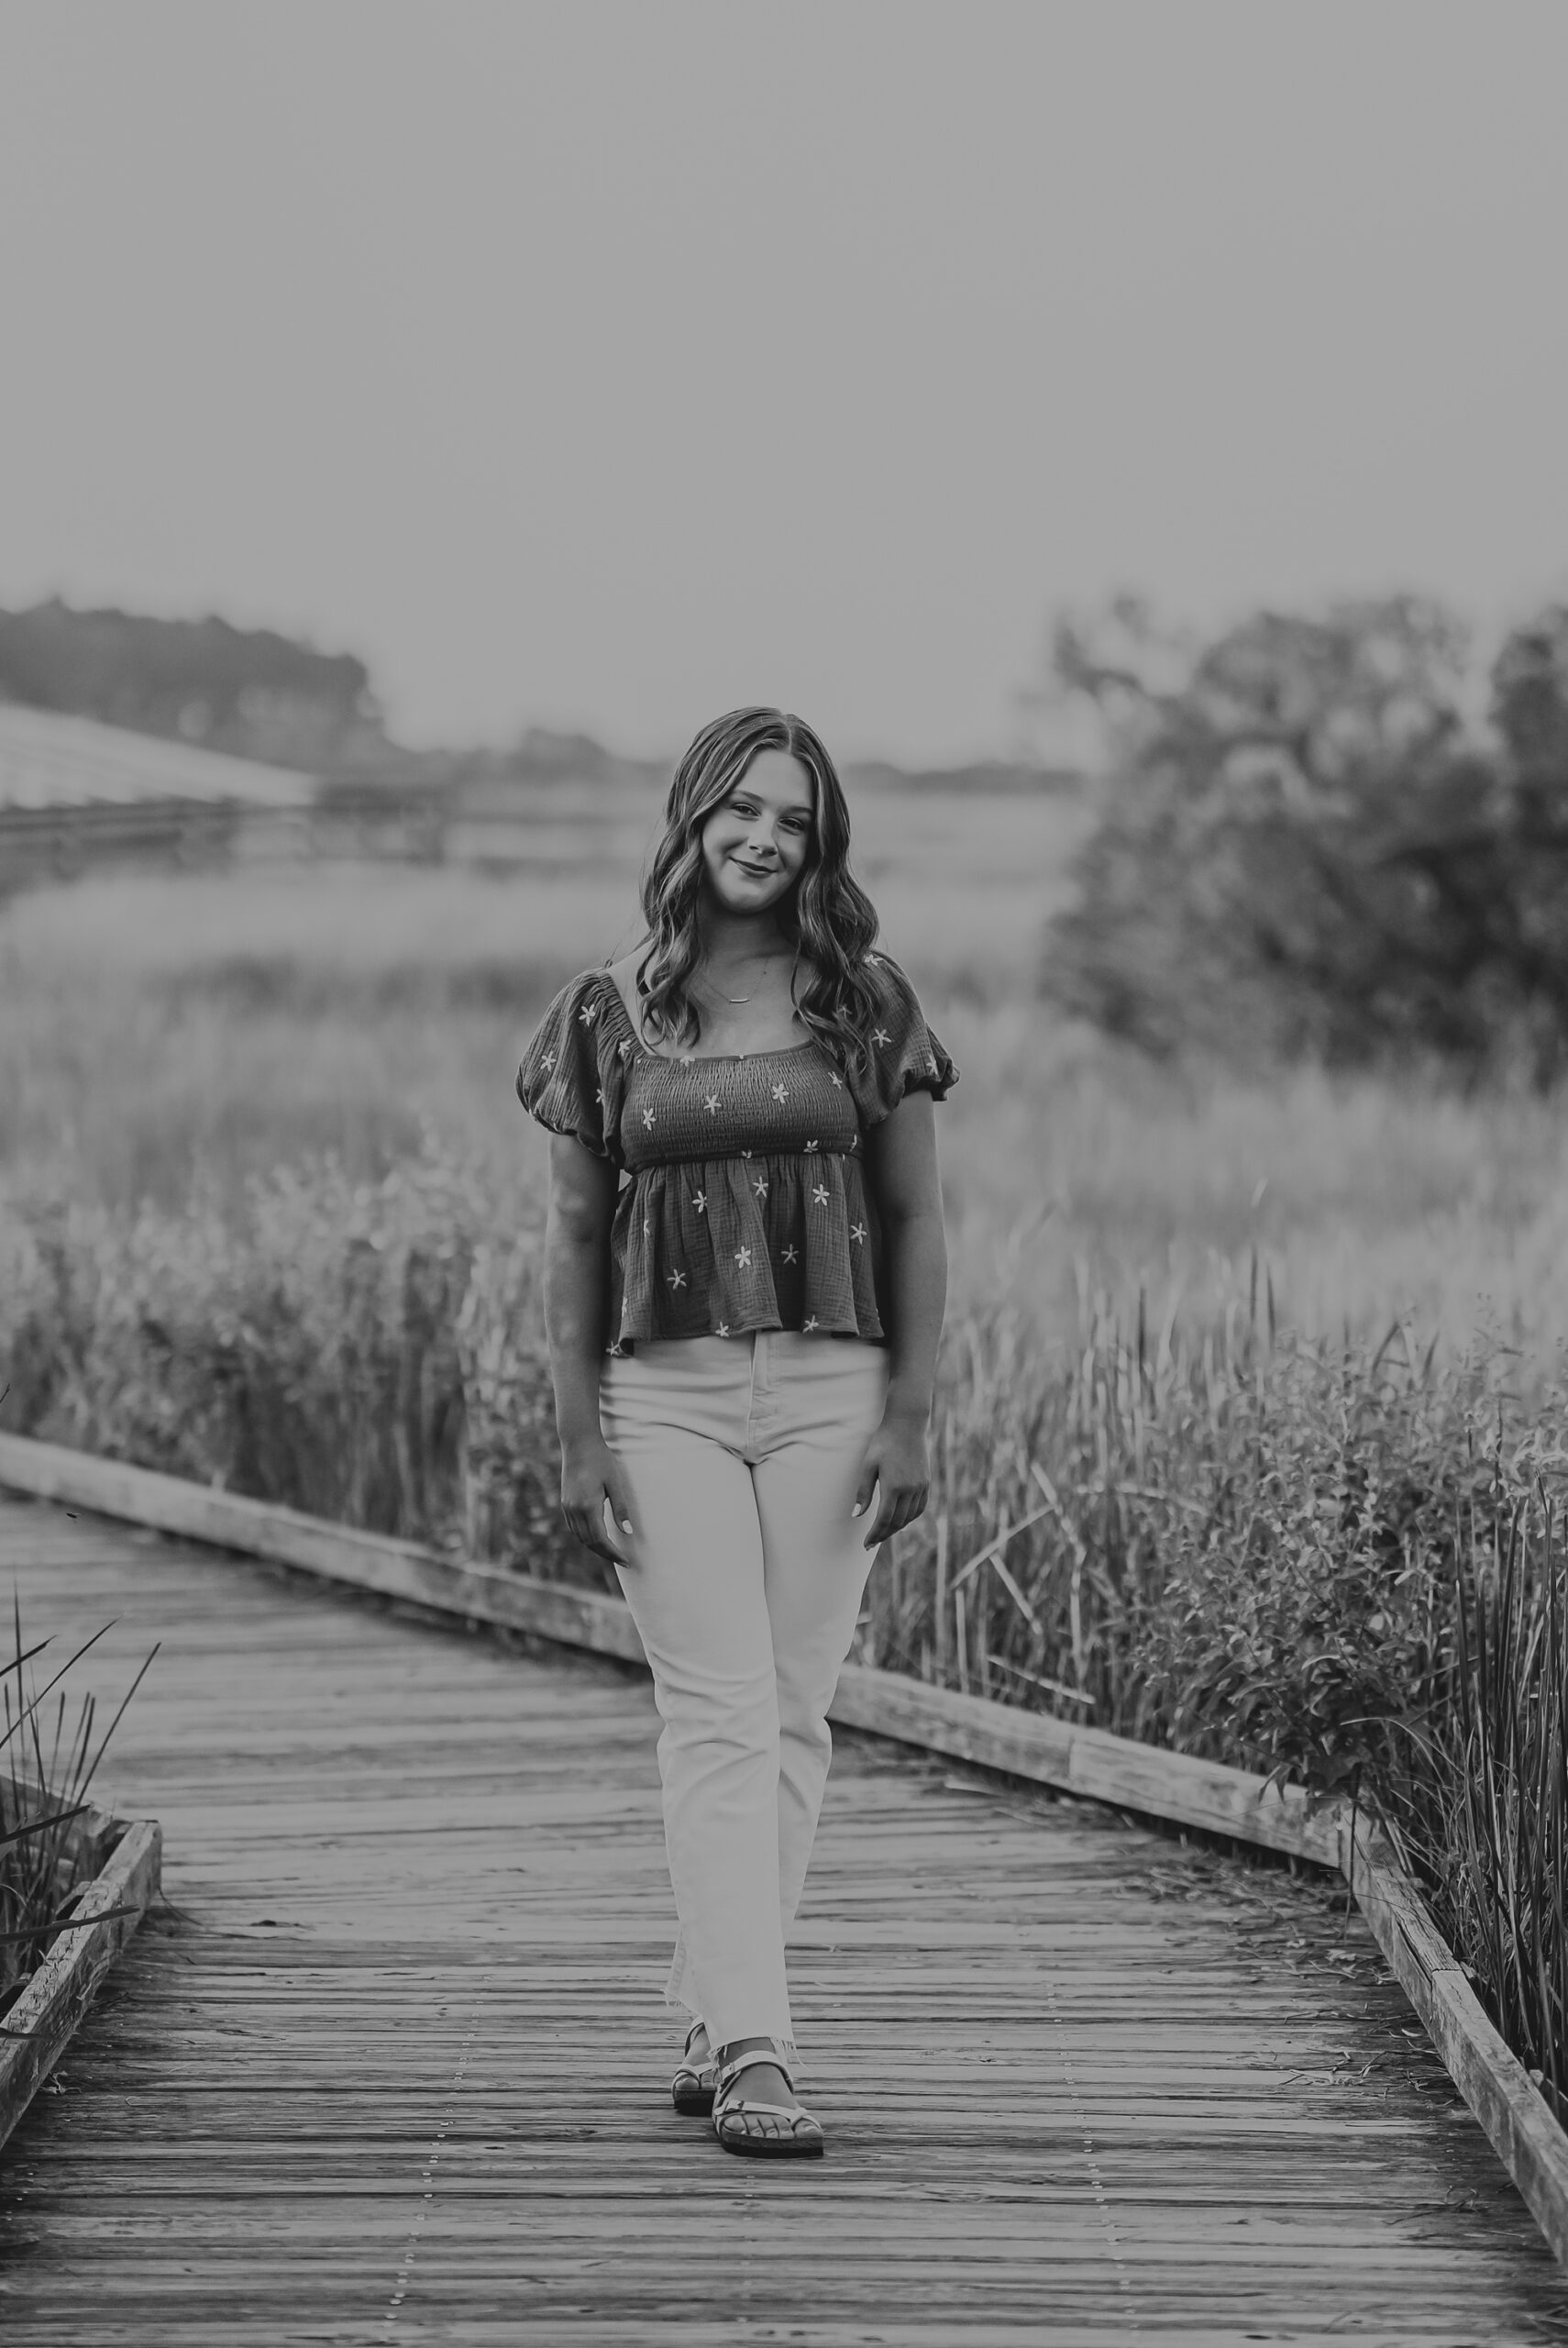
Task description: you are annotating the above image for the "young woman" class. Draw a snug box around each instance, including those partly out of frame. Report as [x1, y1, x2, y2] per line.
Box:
[515, 706, 957, 2159]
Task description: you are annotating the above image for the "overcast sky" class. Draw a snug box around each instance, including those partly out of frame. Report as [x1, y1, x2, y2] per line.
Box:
[2, 1, 1565, 763]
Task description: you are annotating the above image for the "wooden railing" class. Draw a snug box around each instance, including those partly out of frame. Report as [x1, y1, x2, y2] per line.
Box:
[0, 796, 448, 890]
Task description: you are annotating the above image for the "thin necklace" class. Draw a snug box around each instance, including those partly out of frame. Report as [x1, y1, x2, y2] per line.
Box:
[711, 951, 776, 1004]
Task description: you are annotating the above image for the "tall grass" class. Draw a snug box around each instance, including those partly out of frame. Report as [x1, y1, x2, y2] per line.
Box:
[0, 1135, 569, 1575]
[1442, 1486, 1566, 2121]
[1, 1603, 158, 2021]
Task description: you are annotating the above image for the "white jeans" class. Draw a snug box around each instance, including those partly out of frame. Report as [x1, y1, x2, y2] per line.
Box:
[599, 1328, 890, 2065]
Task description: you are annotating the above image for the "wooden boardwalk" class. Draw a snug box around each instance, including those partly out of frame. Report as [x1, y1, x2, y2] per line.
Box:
[1, 1490, 1564, 2345]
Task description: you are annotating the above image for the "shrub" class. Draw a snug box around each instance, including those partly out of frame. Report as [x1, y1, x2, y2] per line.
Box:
[1042, 596, 1568, 1081]
[0, 1128, 589, 1584]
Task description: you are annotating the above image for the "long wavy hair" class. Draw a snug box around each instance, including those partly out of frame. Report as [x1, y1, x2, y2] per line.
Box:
[616, 707, 884, 1077]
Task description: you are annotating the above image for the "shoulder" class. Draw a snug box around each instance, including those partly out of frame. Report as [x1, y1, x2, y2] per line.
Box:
[602, 954, 643, 1032]
[858, 948, 922, 1014]
[517, 966, 630, 1152]
[544, 965, 620, 1027]
[845, 947, 958, 1113]
[520, 967, 621, 1072]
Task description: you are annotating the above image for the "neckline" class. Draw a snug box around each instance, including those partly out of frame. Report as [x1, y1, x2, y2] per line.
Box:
[594, 969, 820, 1066]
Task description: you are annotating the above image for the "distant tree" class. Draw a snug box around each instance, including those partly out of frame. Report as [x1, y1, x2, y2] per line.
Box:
[1040, 595, 1568, 1083]
[1486, 604, 1568, 1060]
[1492, 604, 1568, 815]
[0, 599, 386, 770]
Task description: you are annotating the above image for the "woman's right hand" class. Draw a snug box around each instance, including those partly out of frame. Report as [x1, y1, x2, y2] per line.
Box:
[559, 1438, 637, 1567]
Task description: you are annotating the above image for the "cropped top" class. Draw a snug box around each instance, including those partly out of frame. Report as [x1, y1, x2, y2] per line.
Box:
[515, 952, 958, 1354]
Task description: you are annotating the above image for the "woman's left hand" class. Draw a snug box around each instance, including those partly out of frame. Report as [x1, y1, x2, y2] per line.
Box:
[852, 1407, 931, 1549]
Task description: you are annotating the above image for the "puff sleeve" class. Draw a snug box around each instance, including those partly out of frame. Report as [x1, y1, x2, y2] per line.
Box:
[515, 971, 625, 1165]
[850, 951, 960, 1127]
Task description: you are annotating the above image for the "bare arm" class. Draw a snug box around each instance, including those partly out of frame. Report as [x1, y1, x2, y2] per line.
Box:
[866, 1089, 948, 1423]
[542, 1134, 635, 1562]
[853, 1090, 948, 1545]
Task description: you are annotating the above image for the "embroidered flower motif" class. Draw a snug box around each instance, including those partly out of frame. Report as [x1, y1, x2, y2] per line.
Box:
[872, 1026, 891, 1047]
[691, 1190, 707, 1214]
[643, 1217, 650, 1236]
[850, 1221, 867, 1244]
[618, 1038, 634, 1059]
[595, 1088, 605, 1108]
[781, 1243, 799, 1264]
[579, 1001, 600, 1026]
[753, 1175, 768, 1199]
[929, 1054, 939, 1075]
[642, 1107, 657, 1130]
[668, 1268, 687, 1290]
[812, 1181, 830, 1207]
[735, 1246, 753, 1269]
[770, 1081, 789, 1104]
[803, 1315, 820, 1332]
[716, 1322, 730, 1337]
[704, 1092, 722, 1114]
[741, 1149, 753, 1159]
[607, 1339, 624, 1356]
[804, 1138, 820, 1151]
[542, 1049, 558, 1071]
[828, 1071, 844, 1089]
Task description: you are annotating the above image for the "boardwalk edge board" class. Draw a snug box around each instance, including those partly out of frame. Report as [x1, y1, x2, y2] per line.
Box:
[2, 1426, 1565, 2272]
[0, 1804, 162, 2154]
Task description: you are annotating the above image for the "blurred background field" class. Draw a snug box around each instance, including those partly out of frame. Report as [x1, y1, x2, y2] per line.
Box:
[5, 771, 1566, 1364]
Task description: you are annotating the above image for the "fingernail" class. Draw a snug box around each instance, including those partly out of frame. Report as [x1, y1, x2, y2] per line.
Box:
[851, 1502, 864, 1516]
[621, 1520, 633, 1533]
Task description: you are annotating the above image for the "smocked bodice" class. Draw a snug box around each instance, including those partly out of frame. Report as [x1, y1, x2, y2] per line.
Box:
[619, 1042, 863, 1170]
[516, 957, 956, 1353]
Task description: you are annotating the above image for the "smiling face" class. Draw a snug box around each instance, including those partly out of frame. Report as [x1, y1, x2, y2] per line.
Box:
[697, 749, 817, 919]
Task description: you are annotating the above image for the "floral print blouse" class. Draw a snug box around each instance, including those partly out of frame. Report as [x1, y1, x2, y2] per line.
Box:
[515, 952, 958, 1354]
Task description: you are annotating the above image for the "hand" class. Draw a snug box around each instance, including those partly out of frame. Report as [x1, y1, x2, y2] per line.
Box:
[851, 1407, 931, 1550]
[559, 1438, 636, 1567]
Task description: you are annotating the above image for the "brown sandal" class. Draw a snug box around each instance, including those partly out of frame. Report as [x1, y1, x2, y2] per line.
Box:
[711, 2042, 824, 2158]
[670, 2019, 717, 2116]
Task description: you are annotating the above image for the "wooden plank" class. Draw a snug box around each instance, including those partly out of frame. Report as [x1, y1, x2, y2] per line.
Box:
[0, 1816, 162, 2152]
